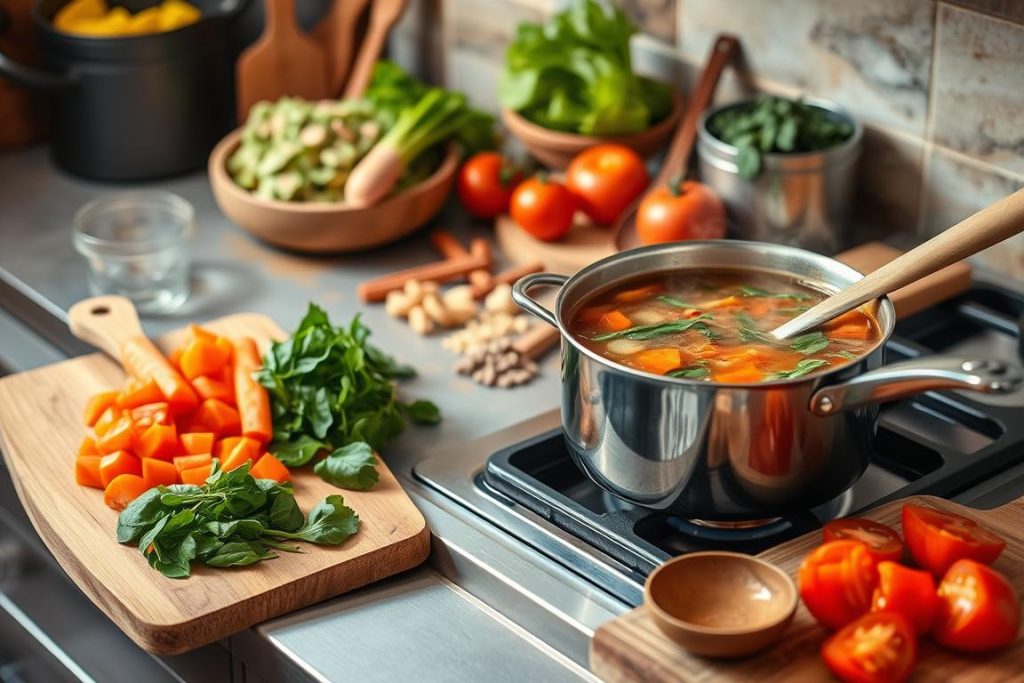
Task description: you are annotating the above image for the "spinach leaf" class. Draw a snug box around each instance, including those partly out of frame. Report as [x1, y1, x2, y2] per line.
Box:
[789, 332, 830, 355]
[738, 285, 809, 300]
[828, 350, 858, 360]
[116, 488, 169, 543]
[286, 495, 360, 545]
[591, 314, 712, 341]
[667, 363, 710, 379]
[769, 359, 829, 379]
[314, 442, 379, 491]
[403, 399, 442, 425]
[656, 295, 694, 308]
[270, 435, 327, 467]
[269, 492, 305, 532]
[205, 541, 276, 568]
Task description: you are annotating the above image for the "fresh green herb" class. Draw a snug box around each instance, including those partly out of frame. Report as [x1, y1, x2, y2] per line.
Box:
[735, 311, 771, 343]
[695, 325, 721, 342]
[779, 306, 812, 314]
[590, 314, 712, 341]
[789, 332, 830, 355]
[707, 95, 855, 179]
[313, 442, 380, 491]
[115, 462, 360, 579]
[667, 362, 710, 379]
[500, 0, 671, 136]
[769, 359, 830, 380]
[656, 295, 695, 308]
[828, 350, 858, 360]
[271, 435, 328, 467]
[738, 285, 809, 300]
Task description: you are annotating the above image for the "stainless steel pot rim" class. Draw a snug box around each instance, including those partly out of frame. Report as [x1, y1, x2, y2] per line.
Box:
[548, 239, 895, 389]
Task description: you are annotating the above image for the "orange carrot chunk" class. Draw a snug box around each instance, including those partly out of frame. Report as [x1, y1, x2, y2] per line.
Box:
[79, 435, 101, 456]
[191, 375, 235, 403]
[614, 284, 664, 303]
[99, 450, 142, 487]
[634, 348, 683, 375]
[577, 304, 614, 325]
[826, 311, 873, 340]
[103, 474, 149, 510]
[179, 464, 212, 487]
[213, 436, 243, 460]
[193, 399, 241, 437]
[75, 455, 104, 488]
[250, 454, 290, 483]
[597, 310, 632, 333]
[142, 458, 179, 488]
[714, 363, 763, 383]
[233, 337, 273, 443]
[84, 391, 119, 426]
[174, 452, 212, 474]
[188, 323, 217, 343]
[135, 423, 180, 461]
[221, 436, 262, 472]
[179, 337, 232, 381]
[93, 406, 123, 438]
[116, 378, 165, 409]
[121, 336, 198, 412]
[96, 415, 136, 454]
[180, 432, 215, 455]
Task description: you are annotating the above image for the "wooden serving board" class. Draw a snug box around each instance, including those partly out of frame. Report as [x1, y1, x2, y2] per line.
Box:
[591, 495, 1024, 682]
[0, 313, 430, 655]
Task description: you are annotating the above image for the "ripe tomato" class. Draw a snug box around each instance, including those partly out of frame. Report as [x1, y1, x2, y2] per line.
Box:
[824, 518, 904, 564]
[822, 612, 917, 683]
[564, 144, 648, 224]
[799, 540, 879, 630]
[871, 561, 938, 634]
[635, 179, 727, 244]
[902, 504, 1005, 576]
[510, 175, 577, 242]
[933, 559, 1020, 652]
[457, 152, 523, 219]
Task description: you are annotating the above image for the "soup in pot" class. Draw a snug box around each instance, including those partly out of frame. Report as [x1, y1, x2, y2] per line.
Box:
[569, 270, 879, 383]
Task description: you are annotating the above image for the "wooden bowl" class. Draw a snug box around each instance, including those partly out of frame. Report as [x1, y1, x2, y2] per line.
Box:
[645, 552, 797, 658]
[208, 130, 458, 253]
[501, 90, 683, 170]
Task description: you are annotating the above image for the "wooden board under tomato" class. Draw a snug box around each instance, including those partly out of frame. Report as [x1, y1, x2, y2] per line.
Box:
[0, 311, 429, 655]
[591, 495, 1024, 682]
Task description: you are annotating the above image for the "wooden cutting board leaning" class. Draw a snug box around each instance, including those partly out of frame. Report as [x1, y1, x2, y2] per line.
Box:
[0, 306, 429, 655]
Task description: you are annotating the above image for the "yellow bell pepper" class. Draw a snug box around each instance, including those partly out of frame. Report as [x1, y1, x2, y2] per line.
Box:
[53, 0, 201, 37]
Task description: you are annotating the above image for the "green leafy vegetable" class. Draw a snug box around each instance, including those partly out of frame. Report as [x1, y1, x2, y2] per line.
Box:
[313, 442, 380, 491]
[738, 285, 809, 300]
[769, 359, 830, 380]
[590, 314, 713, 341]
[500, 0, 671, 136]
[656, 295, 695, 308]
[667, 362, 710, 379]
[828, 350, 858, 360]
[266, 495, 361, 545]
[735, 311, 771, 343]
[789, 332, 830, 355]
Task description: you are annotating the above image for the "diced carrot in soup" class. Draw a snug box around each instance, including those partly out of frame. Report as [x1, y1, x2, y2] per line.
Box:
[714, 363, 763, 383]
[578, 304, 614, 324]
[633, 348, 682, 375]
[597, 310, 632, 332]
[614, 284, 664, 303]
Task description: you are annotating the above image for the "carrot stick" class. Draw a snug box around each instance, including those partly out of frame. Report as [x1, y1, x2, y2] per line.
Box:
[121, 336, 198, 412]
[233, 338, 273, 444]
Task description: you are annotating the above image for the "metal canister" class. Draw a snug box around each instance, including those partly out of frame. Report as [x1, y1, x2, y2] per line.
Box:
[696, 97, 862, 255]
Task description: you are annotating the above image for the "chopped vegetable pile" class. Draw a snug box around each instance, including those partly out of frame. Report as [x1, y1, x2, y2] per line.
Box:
[54, 0, 200, 37]
[500, 0, 672, 136]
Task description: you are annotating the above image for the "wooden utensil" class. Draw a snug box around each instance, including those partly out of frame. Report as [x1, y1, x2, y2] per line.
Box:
[235, 0, 328, 122]
[772, 188, 1024, 340]
[592, 494, 1024, 682]
[612, 34, 739, 251]
[311, 0, 372, 96]
[342, 0, 407, 99]
[0, 297, 429, 654]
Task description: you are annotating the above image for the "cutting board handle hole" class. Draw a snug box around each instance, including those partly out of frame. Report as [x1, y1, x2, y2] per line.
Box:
[90, 306, 110, 316]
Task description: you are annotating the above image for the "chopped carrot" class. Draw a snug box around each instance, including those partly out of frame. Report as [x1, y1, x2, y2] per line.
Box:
[99, 450, 142, 487]
[103, 473, 149, 510]
[79, 435, 101, 456]
[597, 310, 632, 333]
[142, 458, 179, 488]
[179, 337, 232, 381]
[168, 347, 183, 370]
[116, 378, 165, 409]
[193, 398, 241, 437]
[180, 464, 212, 487]
[191, 375, 235, 403]
[214, 336, 234, 363]
[188, 323, 217, 343]
[130, 402, 171, 429]
[93, 406, 122, 438]
[826, 311, 873, 340]
[174, 452, 212, 474]
[233, 338, 273, 443]
[96, 415, 136, 454]
[83, 391, 119, 426]
[135, 423, 180, 461]
[714, 363, 763, 383]
[221, 436, 262, 471]
[578, 304, 614, 324]
[614, 284, 664, 303]
[121, 336, 198, 412]
[75, 456, 103, 488]
[250, 454, 290, 483]
[180, 432, 214, 455]
[214, 436, 243, 460]
[705, 295, 742, 308]
[633, 348, 683, 375]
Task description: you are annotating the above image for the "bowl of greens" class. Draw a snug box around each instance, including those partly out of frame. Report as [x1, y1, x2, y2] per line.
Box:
[697, 95, 862, 254]
[499, 0, 680, 169]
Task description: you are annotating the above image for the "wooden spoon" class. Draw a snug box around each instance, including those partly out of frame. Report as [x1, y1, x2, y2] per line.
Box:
[68, 295, 146, 359]
[612, 34, 739, 251]
[342, 0, 407, 99]
[312, 0, 373, 96]
[770, 187, 1024, 340]
[235, 0, 329, 122]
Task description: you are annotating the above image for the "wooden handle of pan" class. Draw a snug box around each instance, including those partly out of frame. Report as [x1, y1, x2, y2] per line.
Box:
[68, 296, 145, 359]
[343, 0, 407, 99]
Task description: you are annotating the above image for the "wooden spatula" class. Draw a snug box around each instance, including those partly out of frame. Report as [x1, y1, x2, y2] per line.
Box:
[312, 0, 372, 96]
[342, 0, 407, 99]
[235, 0, 329, 122]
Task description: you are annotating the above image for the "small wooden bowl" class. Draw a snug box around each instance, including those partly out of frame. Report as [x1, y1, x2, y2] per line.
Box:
[208, 130, 458, 253]
[645, 551, 797, 658]
[501, 90, 683, 170]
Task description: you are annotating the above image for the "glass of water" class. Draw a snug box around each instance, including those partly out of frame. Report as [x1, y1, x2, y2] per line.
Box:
[73, 192, 194, 314]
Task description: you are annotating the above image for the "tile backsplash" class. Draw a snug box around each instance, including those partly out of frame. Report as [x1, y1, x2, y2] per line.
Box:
[391, 0, 1024, 278]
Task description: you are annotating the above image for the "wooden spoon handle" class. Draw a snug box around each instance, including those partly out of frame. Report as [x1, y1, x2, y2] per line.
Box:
[772, 187, 1024, 340]
[264, 0, 300, 37]
[343, 0, 406, 99]
[68, 296, 145, 359]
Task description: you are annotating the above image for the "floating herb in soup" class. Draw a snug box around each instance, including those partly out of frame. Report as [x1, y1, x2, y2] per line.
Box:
[570, 271, 878, 383]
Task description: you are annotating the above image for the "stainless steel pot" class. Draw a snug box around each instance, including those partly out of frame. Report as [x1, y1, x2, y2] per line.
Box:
[512, 241, 1023, 521]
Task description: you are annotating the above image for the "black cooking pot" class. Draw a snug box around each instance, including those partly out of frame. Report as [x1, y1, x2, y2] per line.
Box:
[0, 0, 247, 181]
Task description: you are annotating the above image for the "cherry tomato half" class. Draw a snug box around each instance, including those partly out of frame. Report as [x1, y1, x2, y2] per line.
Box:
[510, 175, 577, 242]
[933, 559, 1020, 652]
[564, 144, 648, 225]
[822, 612, 917, 683]
[457, 152, 523, 219]
[871, 561, 938, 634]
[636, 179, 726, 244]
[824, 518, 904, 564]
[902, 504, 1005, 576]
[799, 540, 879, 630]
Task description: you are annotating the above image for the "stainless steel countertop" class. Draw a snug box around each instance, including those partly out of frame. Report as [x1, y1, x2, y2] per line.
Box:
[0, 148, 608, 682]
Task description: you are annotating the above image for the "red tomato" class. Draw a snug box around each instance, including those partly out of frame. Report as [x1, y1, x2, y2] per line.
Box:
[510, 176, 577, 242]
[871, 561, 938, 634]
[799, 540, 879, 630]
[564, 144, 648, 224]
[933, 559, 1020, 652]
[824, 518, 904, 564]
[635, 179, 726, 244]
[822, 612, 917, 683]
[902, 504, 1005, 576]
[457, 152, 523, 219]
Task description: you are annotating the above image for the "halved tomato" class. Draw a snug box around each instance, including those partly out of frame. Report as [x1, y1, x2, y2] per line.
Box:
[933, 559, 1020, 652]
[824, 518, 904, 563]
[871, 561, 938, 633]
[902, 504, 1005, 576]
[799, 540, 879, 630]
[822, 612, 917, 683]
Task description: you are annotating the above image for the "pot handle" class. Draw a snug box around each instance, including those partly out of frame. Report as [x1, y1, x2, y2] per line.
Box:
[810, 357, 1023, 416]
[0, 10, 74, 91]
[512, 273, 567, 328]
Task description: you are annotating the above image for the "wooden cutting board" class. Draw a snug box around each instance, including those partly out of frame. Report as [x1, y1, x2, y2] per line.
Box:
[591, 495, 1024, 682]
[0, 312, 430, 655]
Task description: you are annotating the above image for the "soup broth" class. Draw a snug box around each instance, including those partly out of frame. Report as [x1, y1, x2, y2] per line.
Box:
[569, 270, 879, 383]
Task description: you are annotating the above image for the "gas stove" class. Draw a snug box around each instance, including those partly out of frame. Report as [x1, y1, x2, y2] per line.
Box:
[415, 282, 1024, 607]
